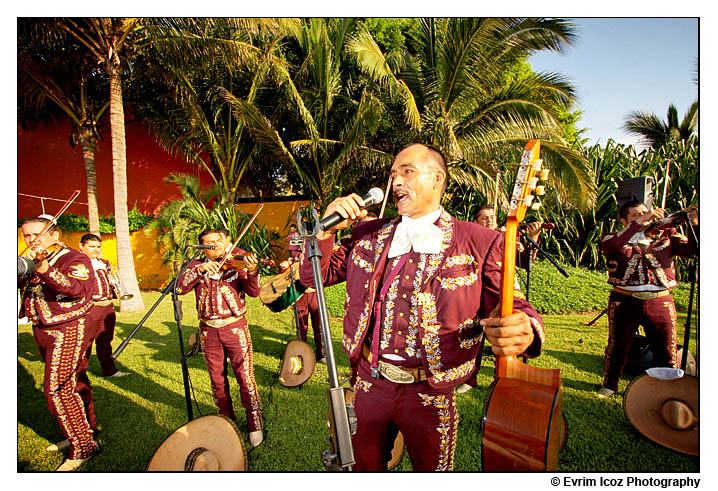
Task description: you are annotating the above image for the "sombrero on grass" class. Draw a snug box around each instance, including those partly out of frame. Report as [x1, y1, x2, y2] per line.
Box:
[623, 372, 698, 456]
[278, 339, 316, 387]
[147, 414, 247, 471]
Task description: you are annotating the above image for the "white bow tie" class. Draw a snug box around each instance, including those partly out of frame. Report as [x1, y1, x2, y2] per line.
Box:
[387, 215, 444, 258]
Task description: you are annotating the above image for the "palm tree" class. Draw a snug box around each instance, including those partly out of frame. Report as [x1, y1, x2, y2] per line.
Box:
[146, 173, 280, 273]
[17, 19, 110, 236]
[231, 18, 397, 206]
[622, 101, 698, 150]
[132, 19, 299, 204]
[50, 17, 285, 310]
[54, 18, 145, 311]
[351, 18, 595, 211]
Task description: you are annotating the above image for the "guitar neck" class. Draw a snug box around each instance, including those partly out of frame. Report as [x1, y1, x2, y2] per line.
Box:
[496, 219, 518, 378]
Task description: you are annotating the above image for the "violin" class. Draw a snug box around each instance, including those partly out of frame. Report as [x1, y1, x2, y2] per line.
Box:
[642, 207, 695, 237]
[216, 253, 275, 272]
[32, 243, 64, 262]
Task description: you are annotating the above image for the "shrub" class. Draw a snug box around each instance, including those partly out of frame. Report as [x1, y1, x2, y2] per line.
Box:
[18, 207, 154, 233]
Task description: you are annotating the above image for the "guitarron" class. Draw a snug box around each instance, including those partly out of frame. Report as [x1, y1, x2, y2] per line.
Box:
[481, 139, 565, 471]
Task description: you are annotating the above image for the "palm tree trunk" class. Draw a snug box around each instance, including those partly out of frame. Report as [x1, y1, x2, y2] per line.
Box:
[108, 52, 144, 311]
[79, 126, 101, 237]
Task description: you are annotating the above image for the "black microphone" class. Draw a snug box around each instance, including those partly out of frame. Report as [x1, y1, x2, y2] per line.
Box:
[319, 188, 384, 231]
[188, 244, 215, 250]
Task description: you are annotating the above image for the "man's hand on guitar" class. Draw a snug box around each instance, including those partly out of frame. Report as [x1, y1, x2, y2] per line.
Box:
[480, 306, 535, 357]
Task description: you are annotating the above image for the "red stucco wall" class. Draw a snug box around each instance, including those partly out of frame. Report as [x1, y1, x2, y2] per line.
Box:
[17, 120, 214, 220]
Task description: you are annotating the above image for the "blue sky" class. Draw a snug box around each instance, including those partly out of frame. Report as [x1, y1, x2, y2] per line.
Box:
[529, 18, 698, 148]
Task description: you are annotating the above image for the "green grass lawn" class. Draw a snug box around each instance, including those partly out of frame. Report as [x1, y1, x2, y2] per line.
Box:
[17, 290, 699, 472]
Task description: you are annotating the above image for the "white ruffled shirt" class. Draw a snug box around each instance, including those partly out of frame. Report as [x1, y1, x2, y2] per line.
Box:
[387, 207, 444, 258]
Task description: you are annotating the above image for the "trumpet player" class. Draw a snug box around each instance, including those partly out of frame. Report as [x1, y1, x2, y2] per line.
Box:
[79, 234, 130, 378]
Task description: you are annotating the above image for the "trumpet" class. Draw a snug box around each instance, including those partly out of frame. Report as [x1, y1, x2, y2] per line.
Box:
[109, 264, 134, 301]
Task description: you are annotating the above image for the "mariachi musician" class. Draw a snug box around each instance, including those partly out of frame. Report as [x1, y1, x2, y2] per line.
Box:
[175, 227, 264, 448]
[18, 216, 100, 471]
[299, 143, 545, 471]
[78, 233, 130, 378]
[597, 199, 698, 397]
[278, 225, 325, 364]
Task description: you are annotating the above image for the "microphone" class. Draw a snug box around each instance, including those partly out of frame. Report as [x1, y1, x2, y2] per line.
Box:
[188, 244, 215, 250]
[319, 188, 384, 231]
[18, 256, 36, 278]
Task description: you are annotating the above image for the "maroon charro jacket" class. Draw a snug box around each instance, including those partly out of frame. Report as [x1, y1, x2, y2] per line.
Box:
[176, 247, 261, 321]
[299, 209, 545, 389]
[19, 246, 96, 326]
[90, 258, 117, 302]
[601, 220, 698, 289]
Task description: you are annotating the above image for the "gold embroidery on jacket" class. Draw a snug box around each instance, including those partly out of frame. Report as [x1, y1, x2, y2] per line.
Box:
[417, 393, 457, 471]
[68, 263, 91, 281]
[49, 269, 73, 288]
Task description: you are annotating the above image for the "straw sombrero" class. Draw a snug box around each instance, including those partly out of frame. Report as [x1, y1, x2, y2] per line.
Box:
[278, 339, 316, 387]
[147, 414, 247, 471]
[623, 373, 698, 456]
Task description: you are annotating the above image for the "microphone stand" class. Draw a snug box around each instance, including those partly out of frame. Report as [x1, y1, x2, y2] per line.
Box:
[518, 229, 569, 301]
[297, 208, 355, 471]
[112, 248, 204, 421]
[681, 221, 699, 373]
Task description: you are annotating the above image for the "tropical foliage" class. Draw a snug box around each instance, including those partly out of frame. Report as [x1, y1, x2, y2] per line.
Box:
[17, 19, 110, 236]
[623, 101, 698, 150]
[145, 174, 280, 275]
[536, 136, 698, 275]
[361, 18, 595, 213]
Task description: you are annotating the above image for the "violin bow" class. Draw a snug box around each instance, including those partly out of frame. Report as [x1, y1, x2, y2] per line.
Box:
[19, 189, 81, 256]
[660, 158, 671, 209]
[215, 203, 265, 270]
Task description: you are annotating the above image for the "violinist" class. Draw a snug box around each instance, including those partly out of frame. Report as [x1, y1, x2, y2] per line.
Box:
[18, 216, 100, 471]
[175, 228, 264, 447]
[597, 199, 698, 398]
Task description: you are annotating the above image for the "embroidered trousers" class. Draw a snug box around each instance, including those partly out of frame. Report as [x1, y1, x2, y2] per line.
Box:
[602, 292, 678, 391]
[32, 317, 99, 459]
[296, 291, 324, 359]
[200, 318, 262, 432]
[88, 304, 119, 377]
[351, 358, 459, 471]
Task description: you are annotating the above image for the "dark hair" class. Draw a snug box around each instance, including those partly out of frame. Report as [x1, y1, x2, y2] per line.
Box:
[474, 205, 494, 221]
[618, 198, 644, 220]
[80, 233, 102, 244]
[198, 228, 229, 243]
[21, 216, 56, 233]
[401, 143, 450, 192]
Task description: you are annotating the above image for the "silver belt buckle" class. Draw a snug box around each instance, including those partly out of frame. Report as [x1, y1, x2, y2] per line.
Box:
[378, 360, 415, 384]
[633, 291, 658, 300]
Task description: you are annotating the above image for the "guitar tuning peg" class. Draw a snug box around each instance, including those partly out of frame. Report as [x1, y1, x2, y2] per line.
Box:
[528, 177, 539, 188]
[534, 185, 546, 196]
[539, 168, 550, 180]
[531, 201, 542, 211]
[523, 195, 535, 206]
[534, 159, 543, 169]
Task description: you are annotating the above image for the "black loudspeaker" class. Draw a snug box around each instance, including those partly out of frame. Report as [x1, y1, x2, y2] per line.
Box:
[617, 176, 654, 210]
